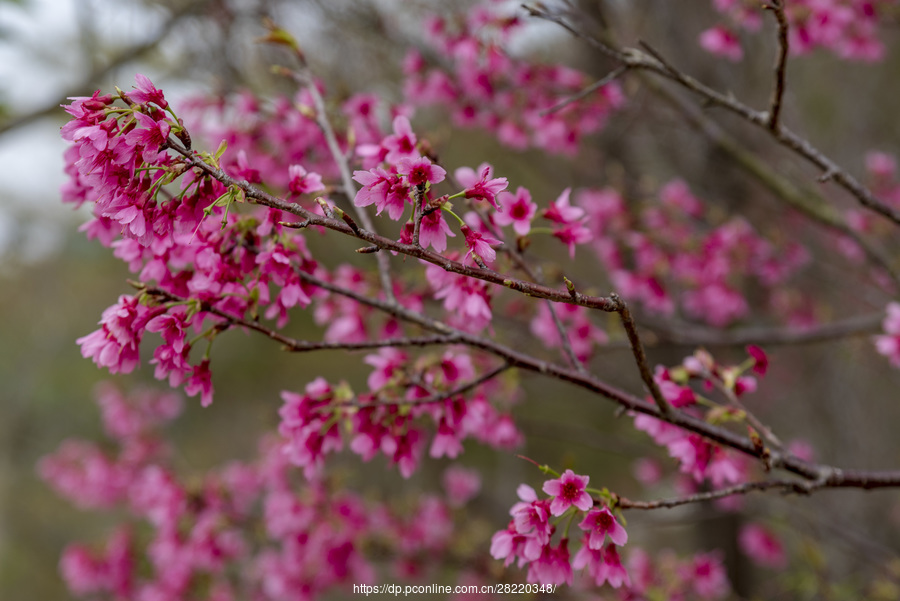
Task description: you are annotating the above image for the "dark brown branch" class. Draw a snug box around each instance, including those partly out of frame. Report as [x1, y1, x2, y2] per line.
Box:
[612, 293, 672, 417]
[523, 3, 900, 227]
[614, 478, 824, 510]
[766, 0, 790, 131]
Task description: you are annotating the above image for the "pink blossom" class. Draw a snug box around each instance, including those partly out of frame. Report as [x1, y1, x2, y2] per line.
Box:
[397, 156, 446, 187]
[739, 523, 787, 569]
[287, 164, 325, 195]
[684, 551, 730, 599]
[417, 209, 455, 252]
[460, 224, 501, 263]
[746, 344, 768, 375]
[542, 469, 592, 516]
[527, 539, 572, 586]
[77, 295, 154, 375]
[455, 163, 508, 209]
[543, 188, 584, 224]
[184, 359, 214, 407]
[875, 302, 900, 367]
[552, 221, 593, 258]
[383, 115, 419, 162]
[352, 167, 410, 220]
[494, 186, 537, 236]
[579, 506, 628, 548]
[574, 540, 631, 588]
[442, 465, 482, 507]
[699, 26, 743, 61]
[131, 73, 168, 108]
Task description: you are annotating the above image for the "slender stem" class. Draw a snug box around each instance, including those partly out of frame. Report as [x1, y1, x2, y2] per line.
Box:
[540, 65, 627, 116]
[328, 362, 512, 409]
[615, 478, 825, 510]
[708, 371, 783, 449]
[641, 312, 884, 347]
[766, 0, 790, 131]
[612, 293, 672, 417]
[289, 68, 398, 304]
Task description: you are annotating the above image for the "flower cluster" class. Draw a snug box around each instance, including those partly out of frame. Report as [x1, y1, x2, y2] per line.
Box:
[578, 181, 811, 326]
[403, 5, 625, 155]
[42, 385, 491, 600]
[490, 470, 630, 588]
[632, 347, 773, 489]
[279, 350, 521, 480]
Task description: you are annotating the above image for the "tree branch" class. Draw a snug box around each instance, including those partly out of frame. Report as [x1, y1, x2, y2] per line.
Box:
[522, 3, 900, 227]
[765, 0, 790, 131]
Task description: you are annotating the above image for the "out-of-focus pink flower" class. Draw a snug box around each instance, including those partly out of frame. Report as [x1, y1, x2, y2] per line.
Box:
[739, 523, 787, 569]
[442, 465, 482, 507]
[699, 26, 743, 61]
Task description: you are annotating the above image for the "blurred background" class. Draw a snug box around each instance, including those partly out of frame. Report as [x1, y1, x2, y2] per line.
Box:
[2, 0, 900, 599]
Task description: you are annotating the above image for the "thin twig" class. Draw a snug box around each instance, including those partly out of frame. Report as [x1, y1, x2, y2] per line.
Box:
[539, 65, 627, 116]
[766, 0, 790, 131]
[612, 293, 672, 417]
[706, 372, 783, 450]
[288, 68, 398, 304]
[327, 362, 512, 409]
[614, 478, 824, 510]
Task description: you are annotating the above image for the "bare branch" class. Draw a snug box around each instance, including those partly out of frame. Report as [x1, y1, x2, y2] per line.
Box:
[285, 68, 398, 305]
[539, 65, 627, 116]
[765, 0, 790, 131]
[614, 478, 823, 511]
[611, 293, 672, 417]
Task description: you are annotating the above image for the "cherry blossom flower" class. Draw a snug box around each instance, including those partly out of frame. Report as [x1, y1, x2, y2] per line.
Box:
[455, 163, 508, 208]
[352, 167, 410, 220]
[494, 186, 537, 235]
[287, 164, 325, 195]
[739, 523, 787, 569]
[746, 344, 768, 375]
[442, 465, 482, 507]
[699, 26, 743, 61]
[460, 224, 501, 263]
[579, 506, 628, 548]
[542, 469, 592, 516]
[131, 73, 169, 108]
[383, 115, 419, 162]
[874, 302, 900, 367]
[396, 156, 446, 187]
